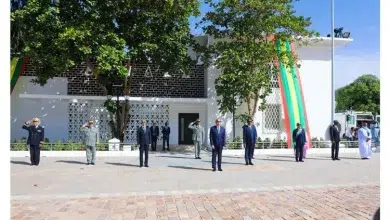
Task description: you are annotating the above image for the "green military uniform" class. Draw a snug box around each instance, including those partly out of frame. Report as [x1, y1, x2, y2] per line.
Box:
[81, 126, 99, 164]
[188, 122, 204, 158]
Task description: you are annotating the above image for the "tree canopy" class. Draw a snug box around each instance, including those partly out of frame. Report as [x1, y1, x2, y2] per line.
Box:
[336, 74, 380, 115]
[197, 0, 318, 122]
[11, 0, 200, 141]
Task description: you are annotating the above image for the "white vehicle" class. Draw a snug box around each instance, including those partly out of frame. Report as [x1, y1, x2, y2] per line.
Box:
[334, 112, 357, 138]
[375, 115, 380, 126]
[355, 111, 374, 127]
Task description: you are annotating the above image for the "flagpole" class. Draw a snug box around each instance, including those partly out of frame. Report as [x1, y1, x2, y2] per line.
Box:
[331, 0, 335, 123]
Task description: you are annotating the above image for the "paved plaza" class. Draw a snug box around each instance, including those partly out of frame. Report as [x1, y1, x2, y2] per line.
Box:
[11, 151, 380, 220]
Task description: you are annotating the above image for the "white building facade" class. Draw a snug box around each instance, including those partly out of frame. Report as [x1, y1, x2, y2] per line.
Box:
[11, 35, 352, 146]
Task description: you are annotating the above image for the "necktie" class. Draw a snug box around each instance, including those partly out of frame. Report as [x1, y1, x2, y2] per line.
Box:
[217, 127, 220, 134]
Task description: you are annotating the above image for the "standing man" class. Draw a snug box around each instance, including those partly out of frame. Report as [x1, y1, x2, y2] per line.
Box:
[81, 120, 99, 165]
[150, 122, 159, 151]
[242, 118, 256, 165]
[209, 119, 226, 172]
[358, 122, 372, 159]
[137, 120, 151, 167]
[329, 120, 341, 160]
[22, 118, 45, 166]
[292, 123, 306, 162]
[188, 119, 204, 159]
[162, 122, 170, 151]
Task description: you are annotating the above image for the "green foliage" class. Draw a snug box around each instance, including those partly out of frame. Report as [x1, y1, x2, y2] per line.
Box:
[197, 0, 318, 122]
[12, 0, 200, 141]
[228, 136, 242, 149]
[336, 74, 380, 114]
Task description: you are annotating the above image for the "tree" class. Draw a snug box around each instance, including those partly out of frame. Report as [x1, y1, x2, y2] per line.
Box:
[11, 0, 200, 142]
[197, 0, 317, 123]
[336, 74, 380, 115]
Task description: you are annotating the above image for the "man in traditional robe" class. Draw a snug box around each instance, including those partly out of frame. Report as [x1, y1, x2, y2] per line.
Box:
[358, 122, 372, 159]
[292, 123, 306, 162]
[370, 121, 380, 149]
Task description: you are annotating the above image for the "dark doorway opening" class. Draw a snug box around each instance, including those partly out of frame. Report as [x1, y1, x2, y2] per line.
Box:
[178, 113, 199, 145]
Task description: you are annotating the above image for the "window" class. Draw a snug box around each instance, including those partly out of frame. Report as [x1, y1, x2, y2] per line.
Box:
[262, 104, 281, 133]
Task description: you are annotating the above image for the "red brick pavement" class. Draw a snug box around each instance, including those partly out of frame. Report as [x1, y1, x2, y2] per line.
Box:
[11, 185, 379, 220]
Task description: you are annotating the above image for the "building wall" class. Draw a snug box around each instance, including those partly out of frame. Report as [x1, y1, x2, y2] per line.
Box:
[296, 46, 332, 140]
[23, 62, 206, 98]
[168, 103, 207, 145]
[11, 76, 69, 142]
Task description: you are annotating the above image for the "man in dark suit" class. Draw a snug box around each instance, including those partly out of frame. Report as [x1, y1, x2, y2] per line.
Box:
[22, 117, 45, 166]
[150, 122, 159, 151]
[242, 118, 257, 165]
[137, 120, 151, 167]
[209, 118, 226, 172]
[293, 123, 307, 162]
[330, 120, 341, 160]
[162, 122, 170, 151]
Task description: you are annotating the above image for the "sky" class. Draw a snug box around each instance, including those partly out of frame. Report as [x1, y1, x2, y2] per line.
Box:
[189, 0, 380, 89]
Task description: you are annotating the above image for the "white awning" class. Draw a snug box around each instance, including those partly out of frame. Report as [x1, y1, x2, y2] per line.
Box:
[18, 94, 208, 104]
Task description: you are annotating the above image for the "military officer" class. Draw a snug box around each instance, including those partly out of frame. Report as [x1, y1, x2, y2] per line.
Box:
[81, 120, 99, 165]
[22, 117, 45, 166]
[188, 119, 205, 159]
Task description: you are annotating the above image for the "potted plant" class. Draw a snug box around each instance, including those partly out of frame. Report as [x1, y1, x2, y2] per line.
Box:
[264, 138, 271, 149]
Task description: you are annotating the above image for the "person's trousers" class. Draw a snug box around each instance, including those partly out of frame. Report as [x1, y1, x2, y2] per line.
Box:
[163, 137, 169, 150]
[194, 141, 202, 158]
[29, 145, 40, 165]
[151, 137, 158, 151]
[331, 141, 340, 159]
[212, 146, 223, 169]
[251, 143, 255, 158]
[295, 144, 304, 161]
[245, 144, 254, 163]
[86, 145, 96, 164]
[139, 144, 149, 166]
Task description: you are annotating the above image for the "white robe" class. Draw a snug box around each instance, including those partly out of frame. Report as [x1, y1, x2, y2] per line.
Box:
[358, 127, 372, 158]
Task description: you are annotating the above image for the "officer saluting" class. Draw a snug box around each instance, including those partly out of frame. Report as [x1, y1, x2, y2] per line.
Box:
[22, 117, 45, 166]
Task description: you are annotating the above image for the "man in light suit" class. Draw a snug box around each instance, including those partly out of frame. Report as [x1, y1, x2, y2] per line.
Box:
[329, 120, 341, 160]
[293, 123, 307, 162]
[242, 118, 257, 165]
[209, 118, 226, 172]
[188, 119, 204, 159]
[22, 117, 45, 166]
[137, 120, 152, 167]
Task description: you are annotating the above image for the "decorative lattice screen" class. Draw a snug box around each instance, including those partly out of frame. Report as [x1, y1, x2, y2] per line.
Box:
[68, 102, 170, 143]
[126, 104, 169, 143]
[68, 101, 111, 142]
[262, 70, 282, 134]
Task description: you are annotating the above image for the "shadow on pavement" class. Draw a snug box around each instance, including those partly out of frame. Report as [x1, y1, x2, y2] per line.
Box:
[260, 158, 297, 163]
[10, 161, 31, 166]
[168, 165, 211, 171]
[156, 155, 196, 159]
[56, 160, 86, 165]
[201, 160, 244, 165]
[105, 162, 139, 167]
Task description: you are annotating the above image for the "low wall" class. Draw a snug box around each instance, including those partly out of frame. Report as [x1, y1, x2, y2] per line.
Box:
[10, 148, 371, 158]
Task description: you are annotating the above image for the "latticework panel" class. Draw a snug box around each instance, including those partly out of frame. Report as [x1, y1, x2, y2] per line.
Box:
[262, 86, 282, 134]
[125, 104, 169, 143]
[68, 101, 111, 142]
